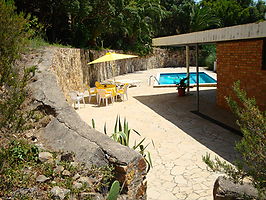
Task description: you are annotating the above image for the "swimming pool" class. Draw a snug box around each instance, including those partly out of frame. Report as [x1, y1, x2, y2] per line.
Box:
[155, 72, 216, 87]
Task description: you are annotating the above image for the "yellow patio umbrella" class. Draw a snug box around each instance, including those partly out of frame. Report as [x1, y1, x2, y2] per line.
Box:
[88, 52, 138, 81]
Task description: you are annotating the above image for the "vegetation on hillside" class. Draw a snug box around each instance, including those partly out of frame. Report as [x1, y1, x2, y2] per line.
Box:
[0, 139, 115, 199]
[0, 1, 117, 199]
[0, 0, 34, 134]
[203, 81, 266, 198]
[13, 0, 266, 55]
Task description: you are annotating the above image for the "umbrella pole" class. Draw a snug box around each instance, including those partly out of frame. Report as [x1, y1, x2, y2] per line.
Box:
[112, 62, 115, 82]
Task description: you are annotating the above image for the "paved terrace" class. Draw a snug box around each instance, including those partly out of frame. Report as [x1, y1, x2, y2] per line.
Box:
[76, 67, 241, 200]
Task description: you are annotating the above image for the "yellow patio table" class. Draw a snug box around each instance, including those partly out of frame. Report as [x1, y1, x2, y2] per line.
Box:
[96, 84, 117, 97]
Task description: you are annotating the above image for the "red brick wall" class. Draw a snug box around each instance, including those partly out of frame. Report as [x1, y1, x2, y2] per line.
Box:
[216, 39, 266, 111]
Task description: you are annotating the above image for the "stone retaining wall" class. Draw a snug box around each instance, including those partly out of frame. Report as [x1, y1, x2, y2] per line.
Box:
[50, 47, 195, 100]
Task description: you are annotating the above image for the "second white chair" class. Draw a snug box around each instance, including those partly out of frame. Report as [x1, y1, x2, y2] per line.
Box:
[97, 89, 114, 106]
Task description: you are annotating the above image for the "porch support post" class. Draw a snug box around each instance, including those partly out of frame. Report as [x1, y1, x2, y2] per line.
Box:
[186, 45, 190, 93]
[196, 44, 199, 112]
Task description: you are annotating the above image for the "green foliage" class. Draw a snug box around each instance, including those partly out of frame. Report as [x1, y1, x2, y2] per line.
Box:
[200, 0, 266, 27]
[0, 139, 115, 198]
[0, 0, 35, 134]
[107, 180, 120, 200]
[199, 44, 216, 69]
[203, 81, 266, 197]
[92, 118, 96, 129]
[205, 53, 216, 70]
[13, 0, 266, 54]
[110, 116, 153, 172]
[0, 140, 39, 196]
[111, 115, 140, 146]
[15, 0, 165, 55]
[177, 77, 188, 89]
[189, 4, 221, 32]
[28, 36, 50, 49]
[159, 0, 194, 35]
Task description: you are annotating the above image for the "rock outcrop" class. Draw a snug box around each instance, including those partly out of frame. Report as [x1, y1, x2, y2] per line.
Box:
[213, 176, 264, 200]
[29, 47, 147, 199]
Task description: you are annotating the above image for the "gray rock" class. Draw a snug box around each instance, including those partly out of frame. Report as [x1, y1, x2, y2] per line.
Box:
[25, 132, 34, 138]
[51, 186, 70, 200]
[62, 170, 71, 176]
[70, 162, 79, 167]
[54, 166, 64, 174]
[68, 194, 78, 200]
[55, 155, 62, 164]
[213, 176, 264, 200]
[61, 153, 74, 162]
[77, 176, 93, 185]
[73, 173, 80, 180]
[36, 175, 50, 183]
[39, 152, 53, 162]
[72, 181, 83, 189]
[12, 187, 38, 196]
[80, 192, 104, 200]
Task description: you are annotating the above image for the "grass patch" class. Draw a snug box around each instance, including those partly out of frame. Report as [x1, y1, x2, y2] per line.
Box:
[28, 37, 73, 49]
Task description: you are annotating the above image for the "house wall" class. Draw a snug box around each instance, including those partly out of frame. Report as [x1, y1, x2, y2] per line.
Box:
[216, 39, 266, 111]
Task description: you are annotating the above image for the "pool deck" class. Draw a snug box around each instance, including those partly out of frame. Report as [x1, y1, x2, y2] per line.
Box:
[76, 67, 241, 200]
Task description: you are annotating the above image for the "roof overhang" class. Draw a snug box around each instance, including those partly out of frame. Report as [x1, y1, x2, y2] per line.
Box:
[152, 21, 266, 47]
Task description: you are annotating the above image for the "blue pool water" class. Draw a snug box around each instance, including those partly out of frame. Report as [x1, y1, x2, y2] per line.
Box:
[159, 72, 216, 85]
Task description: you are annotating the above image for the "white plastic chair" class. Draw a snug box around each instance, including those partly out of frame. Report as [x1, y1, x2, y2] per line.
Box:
[116, 83, 129, 101]
[97, 89, 114, 106]
[69, 91, 85, 109]
[83, 87, 98, 103]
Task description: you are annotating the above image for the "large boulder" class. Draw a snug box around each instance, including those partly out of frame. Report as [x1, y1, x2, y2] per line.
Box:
[213, 176, 264, 200]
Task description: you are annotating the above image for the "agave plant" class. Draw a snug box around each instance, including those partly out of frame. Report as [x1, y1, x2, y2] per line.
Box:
[111, 115, 153, 172]
[132, 137, 154, 173]
[92, 116, 154, 173]
[111, 116, 140, 147]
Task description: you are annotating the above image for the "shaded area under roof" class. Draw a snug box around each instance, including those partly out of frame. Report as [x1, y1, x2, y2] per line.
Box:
[152, 21, 266, 47]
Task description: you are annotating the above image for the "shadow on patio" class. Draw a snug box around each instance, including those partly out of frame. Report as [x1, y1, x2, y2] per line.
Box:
[134, 88, 241, 163]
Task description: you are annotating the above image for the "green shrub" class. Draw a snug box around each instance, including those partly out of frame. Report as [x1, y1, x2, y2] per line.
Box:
[105, 116, 153, 173]
[0, 0, 34, 134]
[205, 53, 216, 70]
[199, 44, 216, 70]
[203, 81, 266, 198]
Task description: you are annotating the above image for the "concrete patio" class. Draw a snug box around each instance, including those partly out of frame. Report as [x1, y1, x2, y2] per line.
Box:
[76, 67, 241, 200]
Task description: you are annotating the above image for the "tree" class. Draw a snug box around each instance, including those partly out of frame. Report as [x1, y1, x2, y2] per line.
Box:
[203, 81, 266, 198]
[200, 0, 266, 27]
[14, 0, 165, 54]
[158, 0, 195, 36]
[189, 4, 221, 32]
[0, 0, 34, 133]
